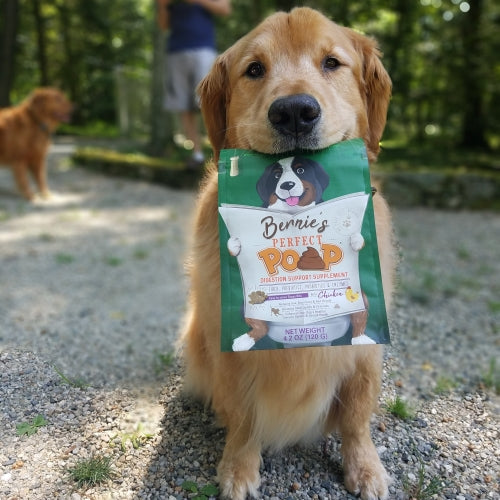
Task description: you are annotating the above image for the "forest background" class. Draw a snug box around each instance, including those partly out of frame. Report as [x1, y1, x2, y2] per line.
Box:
[0, 0, 498, 160]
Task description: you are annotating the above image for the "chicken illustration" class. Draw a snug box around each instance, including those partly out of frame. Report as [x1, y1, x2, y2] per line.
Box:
[345, 286, 360, 303]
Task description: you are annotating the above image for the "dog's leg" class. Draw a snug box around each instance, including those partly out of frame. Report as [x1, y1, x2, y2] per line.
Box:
[180, 309, 215, 404]
[351, 292, 375, 345]
[217, 415, 261, 500]
[12, 162, 34, 200]
[232, 317, 268, 351]
[328, 347, 389, 500]
[28, 159, 51, 199]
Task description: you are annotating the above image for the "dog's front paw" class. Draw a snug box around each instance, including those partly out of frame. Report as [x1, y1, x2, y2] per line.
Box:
[232, 333, 255, 351]
[217, 453, 260, 500]
[350, 232, 365, 251]
[351, 334, 376, 345]
[343, 451, 390, 500]
[227, 237, 241, 256]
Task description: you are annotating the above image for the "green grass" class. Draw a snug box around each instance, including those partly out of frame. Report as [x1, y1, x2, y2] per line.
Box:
[133, 248, 149, 260]
[39, 233, 55, 242]
[55, 253, 75, 264]
[456, 246, 471, 261]
[104, 256, 123, 266]
[153, 350, 176, 374]
[487, 301, 500, 314]
[111, 423, 154, 452]
[60, 121, 120, 139]
[481, 358, 500, 395]
[403, 460, 444, 500]
[433, 376, 458, 395]
[68, 455, 114, 487]
[181, 480, 219, 500]
[16, 414, 48, 436]
[53, 365, 90, 389]
[385, 396, 415, 421]
[72, 145, 204, 189]
[74, 146, 185, 170]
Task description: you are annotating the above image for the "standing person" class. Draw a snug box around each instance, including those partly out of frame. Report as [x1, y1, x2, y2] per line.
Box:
[157, 0, 231, 169]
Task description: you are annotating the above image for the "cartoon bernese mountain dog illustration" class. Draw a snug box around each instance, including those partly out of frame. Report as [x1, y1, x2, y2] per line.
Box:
[227, 156, 375, 350]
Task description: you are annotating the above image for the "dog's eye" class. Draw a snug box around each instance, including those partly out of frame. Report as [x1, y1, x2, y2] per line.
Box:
[296, 167, 305, 175]
[273, 169, 282, 179]
[323, 56, 341, 72]
[245, 61, 265, 79]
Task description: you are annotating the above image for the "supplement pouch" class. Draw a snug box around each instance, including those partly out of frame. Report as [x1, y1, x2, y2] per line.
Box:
[218, 138, 390, 351]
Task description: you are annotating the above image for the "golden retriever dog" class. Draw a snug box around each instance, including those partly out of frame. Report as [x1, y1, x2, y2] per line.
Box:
[180, 8, 394, 500]
[0, 87, 72, 200]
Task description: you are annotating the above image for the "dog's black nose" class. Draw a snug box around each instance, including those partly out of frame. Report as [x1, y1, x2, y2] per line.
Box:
[280, 181, 295, 191]
[268, 94, 321, 138]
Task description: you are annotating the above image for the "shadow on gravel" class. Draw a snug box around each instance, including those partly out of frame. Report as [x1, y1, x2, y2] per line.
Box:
[138, 367, 353, 499]
[137, 368, 225, 497]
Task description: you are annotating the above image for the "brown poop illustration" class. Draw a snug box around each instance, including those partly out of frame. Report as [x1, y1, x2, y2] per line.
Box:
[297, 246, 325, 270]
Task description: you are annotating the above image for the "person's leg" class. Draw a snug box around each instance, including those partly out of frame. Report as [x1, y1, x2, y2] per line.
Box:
[165, 52, 200, 162]
[180, 110, 204, 161]
[180, 49, 217, 167]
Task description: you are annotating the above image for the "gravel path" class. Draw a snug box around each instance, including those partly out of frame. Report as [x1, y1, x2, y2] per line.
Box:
[0, 140, 498, 499]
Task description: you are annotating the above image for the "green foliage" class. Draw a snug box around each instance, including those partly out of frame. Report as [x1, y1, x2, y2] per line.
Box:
[53, 365, 89, 389]
[4, 0, 499, 149]
[481, 358, 500, 395]
[111, 423, 154, 452]
[488, 301, 500, 314]
[433, 376, 457, 395]
[182, 480, 220, 500]
[133, 248, 149, 260]
[74, 147, 183, 168]
[403, 460, 444, 500]
[154, 350, 176, 374]
[16, 414, 48, 436]
[386, 396, 415, 421]
[68, 455, 113, 487]
[60, 121, 120, 139]
[11, 0, 152, 122]
[72, 147, 203, 189]
[55, 253, 75, 264]
[377, 142, 500, 174]
[104, 256, 123, 267]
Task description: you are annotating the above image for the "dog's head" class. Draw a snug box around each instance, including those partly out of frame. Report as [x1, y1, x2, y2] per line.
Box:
[198, 7, 391, 162]
[26, 87, 73, 130]
[256, 156, 329, 210]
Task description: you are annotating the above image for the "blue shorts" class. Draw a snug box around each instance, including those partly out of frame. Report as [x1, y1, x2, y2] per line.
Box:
[164, 48, 217, 112]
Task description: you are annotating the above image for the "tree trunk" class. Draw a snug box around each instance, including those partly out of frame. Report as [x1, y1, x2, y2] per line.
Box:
[56, 1, 82, 122]
[32, 0, 49, 86]
[460, 0, 489, 149]
[148, 3, 172, 156]
[391, 0, 418, 135]
[0, 0, 19, 106]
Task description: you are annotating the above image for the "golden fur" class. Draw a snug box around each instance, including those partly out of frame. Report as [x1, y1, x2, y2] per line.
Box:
[179, 8, 394, 500]
[0, 87, 72, 200]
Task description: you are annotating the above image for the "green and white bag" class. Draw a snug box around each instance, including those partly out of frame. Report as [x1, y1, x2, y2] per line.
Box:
[218, 138, 390, 352]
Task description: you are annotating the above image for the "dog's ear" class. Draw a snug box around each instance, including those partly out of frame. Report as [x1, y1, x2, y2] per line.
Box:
[197, 51, 231, 161]
[348, 31, 392, 161]
[256, 162, 279, 203]
[308, 159, 330, 194]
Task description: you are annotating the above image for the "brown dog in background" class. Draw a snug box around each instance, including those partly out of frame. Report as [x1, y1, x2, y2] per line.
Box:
[180, 8, 394, 500]
[0, 87, 72, 200]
